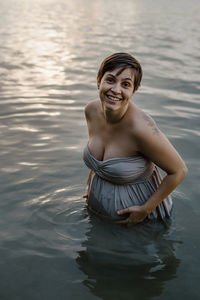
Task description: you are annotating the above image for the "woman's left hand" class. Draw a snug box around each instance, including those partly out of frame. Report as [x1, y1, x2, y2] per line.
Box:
[116, 205, 148, 225]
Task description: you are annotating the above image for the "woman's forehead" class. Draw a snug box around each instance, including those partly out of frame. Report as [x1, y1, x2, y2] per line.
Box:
[104, 67, 135, 79]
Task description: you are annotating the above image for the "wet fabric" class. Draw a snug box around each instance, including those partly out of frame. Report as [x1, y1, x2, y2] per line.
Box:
[83, 143, 173, 221]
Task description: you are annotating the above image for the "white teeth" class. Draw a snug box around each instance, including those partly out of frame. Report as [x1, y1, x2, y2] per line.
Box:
[107, 95, 122, 101]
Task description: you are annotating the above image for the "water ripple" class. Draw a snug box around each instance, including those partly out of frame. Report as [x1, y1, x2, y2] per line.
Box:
[0, 0, 200, 298]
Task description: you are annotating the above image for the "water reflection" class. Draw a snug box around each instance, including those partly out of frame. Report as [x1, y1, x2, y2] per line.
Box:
[0, 0, 199, 298]
[77, 214, 181, 300]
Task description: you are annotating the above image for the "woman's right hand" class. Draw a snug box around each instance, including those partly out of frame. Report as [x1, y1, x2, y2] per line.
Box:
[82, 185, 89, 203]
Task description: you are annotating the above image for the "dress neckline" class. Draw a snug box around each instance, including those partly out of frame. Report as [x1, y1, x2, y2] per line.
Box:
[86, 142, 144, 163]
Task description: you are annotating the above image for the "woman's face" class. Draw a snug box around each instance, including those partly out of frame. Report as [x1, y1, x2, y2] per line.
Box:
[98, 67, 135, 111]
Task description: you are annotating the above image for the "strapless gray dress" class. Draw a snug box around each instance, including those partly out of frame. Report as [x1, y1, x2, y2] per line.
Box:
[83, 143, 173, 221]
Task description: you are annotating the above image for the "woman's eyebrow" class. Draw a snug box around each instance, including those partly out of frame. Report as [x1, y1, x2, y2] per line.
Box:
[106, 74, 133, 84]
[123, 77, 133, 82]
[107, 74, 133, 81]
[106, 74, 115, 77]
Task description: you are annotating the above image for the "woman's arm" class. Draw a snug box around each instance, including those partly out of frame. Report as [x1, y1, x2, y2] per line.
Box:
[83, 170, 93, 203]
[83, 103, 96, 202]
[117, 112, 188, 224]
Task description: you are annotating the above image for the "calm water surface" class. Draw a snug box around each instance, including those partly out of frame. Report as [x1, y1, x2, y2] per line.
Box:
[0, 0, 199, 299]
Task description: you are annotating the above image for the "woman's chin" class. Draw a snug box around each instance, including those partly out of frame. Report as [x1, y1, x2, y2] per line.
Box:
[103, 99, 122, 110]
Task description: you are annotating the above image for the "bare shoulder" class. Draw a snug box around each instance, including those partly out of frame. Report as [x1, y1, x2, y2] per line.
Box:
[131, 105, 187, 175]
[133, 106, 161, 138]
[84, 100, 99, 120]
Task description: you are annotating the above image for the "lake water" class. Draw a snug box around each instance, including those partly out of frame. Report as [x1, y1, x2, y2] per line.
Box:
[0, 0, 199, 299]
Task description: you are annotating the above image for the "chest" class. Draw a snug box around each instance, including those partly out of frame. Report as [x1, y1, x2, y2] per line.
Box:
[88, 120, 139, 161]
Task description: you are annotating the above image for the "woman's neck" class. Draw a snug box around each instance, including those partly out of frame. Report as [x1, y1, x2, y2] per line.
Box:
[101, 103, 130, 124]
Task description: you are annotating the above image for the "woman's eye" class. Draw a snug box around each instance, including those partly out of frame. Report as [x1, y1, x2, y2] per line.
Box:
[106, 78, 113, 83]
[123, 82, 130, 87]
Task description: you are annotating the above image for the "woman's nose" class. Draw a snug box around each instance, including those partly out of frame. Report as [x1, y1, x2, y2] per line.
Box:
[111, 82, 121, 94]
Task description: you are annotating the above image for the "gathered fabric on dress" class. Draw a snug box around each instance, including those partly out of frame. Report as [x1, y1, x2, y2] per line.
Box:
[83, 143, 173, 221]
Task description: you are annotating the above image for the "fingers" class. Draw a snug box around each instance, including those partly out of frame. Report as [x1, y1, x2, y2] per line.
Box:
[116, 208, 132, 224]
[116, 218, 130, 224]
[116, 218, 135, 227]
[117, 207, 131, 215]
[82, 194, 88, 199]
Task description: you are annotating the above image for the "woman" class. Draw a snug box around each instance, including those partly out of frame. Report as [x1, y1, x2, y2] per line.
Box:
[83, 52, 187, 224]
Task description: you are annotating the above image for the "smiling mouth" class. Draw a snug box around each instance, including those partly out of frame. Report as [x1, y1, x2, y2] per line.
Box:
[106, 94, 123, 102]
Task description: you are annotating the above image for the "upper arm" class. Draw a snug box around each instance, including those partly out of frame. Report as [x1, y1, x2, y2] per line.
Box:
[84, 101, 97, 121]
[84, 103, 91, 121]
[135, 113, 187, 175]
[84, 101, 98, 136]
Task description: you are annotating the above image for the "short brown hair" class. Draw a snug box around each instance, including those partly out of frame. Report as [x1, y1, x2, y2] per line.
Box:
[97, 52, 143, 92]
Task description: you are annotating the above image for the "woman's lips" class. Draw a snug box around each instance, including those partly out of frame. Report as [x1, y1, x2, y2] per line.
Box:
[105, 94, 123, 103]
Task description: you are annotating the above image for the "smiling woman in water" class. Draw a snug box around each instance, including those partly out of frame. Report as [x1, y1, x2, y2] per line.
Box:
[83, 52, 187, 225]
